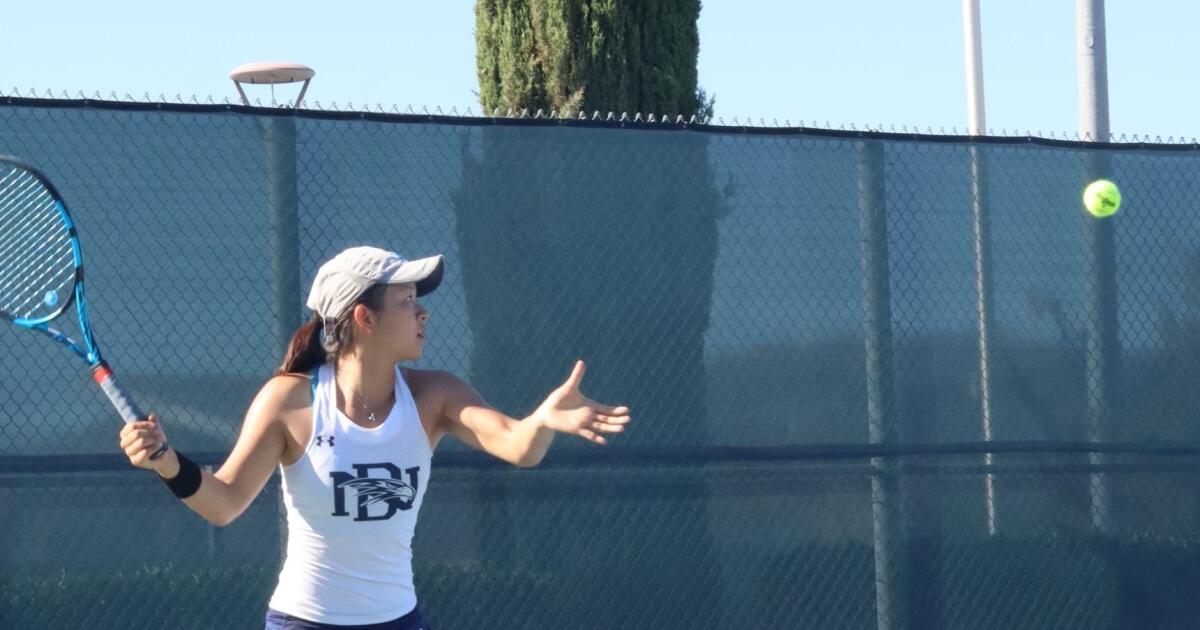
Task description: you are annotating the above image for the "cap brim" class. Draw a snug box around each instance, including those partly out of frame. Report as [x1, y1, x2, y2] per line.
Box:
[384, 254, 444, 297]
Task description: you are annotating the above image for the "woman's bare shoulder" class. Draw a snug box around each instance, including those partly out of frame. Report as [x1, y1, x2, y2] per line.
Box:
[255, 372, 316, 414]
[401, 368, 466, 397]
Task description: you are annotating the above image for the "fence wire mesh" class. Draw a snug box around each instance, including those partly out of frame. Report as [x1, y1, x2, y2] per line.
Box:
[2, 98, 1200, 629]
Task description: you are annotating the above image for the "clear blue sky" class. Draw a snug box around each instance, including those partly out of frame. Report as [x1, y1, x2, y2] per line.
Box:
[3, 1, 1197, 139]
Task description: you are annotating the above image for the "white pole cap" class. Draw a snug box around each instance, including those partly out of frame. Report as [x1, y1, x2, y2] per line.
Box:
[230, 62, 315, 107]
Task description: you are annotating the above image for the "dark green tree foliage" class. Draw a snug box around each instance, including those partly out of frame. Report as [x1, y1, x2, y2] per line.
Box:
[474, 0, 710, 118]
[453, 1, 724, 624]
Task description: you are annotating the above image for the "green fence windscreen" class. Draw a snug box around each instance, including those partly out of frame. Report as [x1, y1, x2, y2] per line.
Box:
[3, 99, 1200, 629]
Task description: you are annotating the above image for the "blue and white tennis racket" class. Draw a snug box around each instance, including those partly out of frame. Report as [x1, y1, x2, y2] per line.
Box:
[0, 156, 164, 457]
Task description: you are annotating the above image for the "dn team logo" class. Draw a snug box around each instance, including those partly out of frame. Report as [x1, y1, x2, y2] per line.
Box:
[330, 463, 421, 522]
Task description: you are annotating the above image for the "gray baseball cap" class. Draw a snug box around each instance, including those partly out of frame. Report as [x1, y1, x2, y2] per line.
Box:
[306, 246, 444, 319]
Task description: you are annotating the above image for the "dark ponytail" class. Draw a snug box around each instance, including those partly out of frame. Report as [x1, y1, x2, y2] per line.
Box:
[278, 316, 325, 375]
[277, 284, 392, 376]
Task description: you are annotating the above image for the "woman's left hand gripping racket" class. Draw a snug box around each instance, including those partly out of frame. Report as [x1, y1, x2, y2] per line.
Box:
[0, 156, 166, 459]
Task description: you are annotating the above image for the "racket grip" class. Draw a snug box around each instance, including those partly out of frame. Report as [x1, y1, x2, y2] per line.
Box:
[92, 363, 146, 425]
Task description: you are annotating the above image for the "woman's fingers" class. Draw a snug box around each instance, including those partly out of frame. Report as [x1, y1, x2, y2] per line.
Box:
[125, 435, 162, 457]
[119, 420, 152, 438]
[120, 430, 147, 450]
[120, 428, 161, 449]
[590, 418, 626, 433]
[562, 360, 586, 391]
[564, 406, 630, 442]
[119, 418, 166, 469]
[128, 447, 150, 467]
[577, 428, 607, 445]
[587, 401, 630, 416]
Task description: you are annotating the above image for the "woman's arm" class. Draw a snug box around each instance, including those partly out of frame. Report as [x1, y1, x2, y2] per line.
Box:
[433, 361, 631, 467]
[119, 374, 308, 526]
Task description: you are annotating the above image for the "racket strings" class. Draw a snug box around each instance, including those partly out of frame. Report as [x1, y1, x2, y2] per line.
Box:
[0, 169, 51, 221]
[3, 248, 74, 316]
[0, 237, 75, 316]
[0, 176, 46, 226]
[0, 167, 75, 320]
[0, 203, 69, 269]
[0, 177, 56, 250]
[0, 205, 68, 273]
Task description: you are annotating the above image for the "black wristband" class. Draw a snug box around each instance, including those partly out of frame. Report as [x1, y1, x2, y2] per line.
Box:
[163, 451, 202, 499]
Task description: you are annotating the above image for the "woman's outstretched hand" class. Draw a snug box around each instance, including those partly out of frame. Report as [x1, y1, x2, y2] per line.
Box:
[533, 360, 631, 445]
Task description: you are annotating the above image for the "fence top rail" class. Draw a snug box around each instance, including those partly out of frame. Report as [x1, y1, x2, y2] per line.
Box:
[4, 94, 1199, 150]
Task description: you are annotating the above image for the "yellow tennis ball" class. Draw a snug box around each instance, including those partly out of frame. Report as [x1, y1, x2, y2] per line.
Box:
[1083, 179, 1121, 218]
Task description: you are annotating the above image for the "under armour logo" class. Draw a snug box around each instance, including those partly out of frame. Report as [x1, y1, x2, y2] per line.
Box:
[316, 435, 335, 447]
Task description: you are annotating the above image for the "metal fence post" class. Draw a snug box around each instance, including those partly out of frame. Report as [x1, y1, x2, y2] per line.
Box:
[968, 143, 999, 536]
[858, 139, 908, 630]
[262, 115, 301, 563]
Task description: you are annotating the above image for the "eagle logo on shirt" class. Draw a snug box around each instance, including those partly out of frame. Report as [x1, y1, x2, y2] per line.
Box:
[337, 477, 416, 508]
[330, 463, 422, 522]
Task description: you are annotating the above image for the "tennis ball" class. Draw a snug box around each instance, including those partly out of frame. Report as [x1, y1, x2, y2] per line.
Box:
[1083, 179, 1121, 218]
[44, 290, 58, 306]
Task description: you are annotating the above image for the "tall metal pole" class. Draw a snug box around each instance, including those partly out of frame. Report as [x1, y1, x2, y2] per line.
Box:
[963, 0, 986, 136]
[963, 0, 998, 536]
[1077, 0, 1110, 143]
[1077, 0, 1117, 538]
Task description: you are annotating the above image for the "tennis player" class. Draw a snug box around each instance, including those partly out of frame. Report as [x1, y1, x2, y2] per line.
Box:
[118, 246, 631, 629]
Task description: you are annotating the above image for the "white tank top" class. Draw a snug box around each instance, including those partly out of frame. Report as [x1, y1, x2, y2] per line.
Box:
[268, 364, 433, 625]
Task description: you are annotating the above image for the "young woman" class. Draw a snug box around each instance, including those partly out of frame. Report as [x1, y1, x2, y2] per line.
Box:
[118, 246, 631, 629]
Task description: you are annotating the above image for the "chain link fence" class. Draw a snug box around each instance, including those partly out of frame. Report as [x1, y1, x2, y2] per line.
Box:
[2, 97, 1200, 629]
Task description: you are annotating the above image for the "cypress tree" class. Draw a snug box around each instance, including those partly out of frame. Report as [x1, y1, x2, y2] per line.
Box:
[474, 0, 712, 118]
